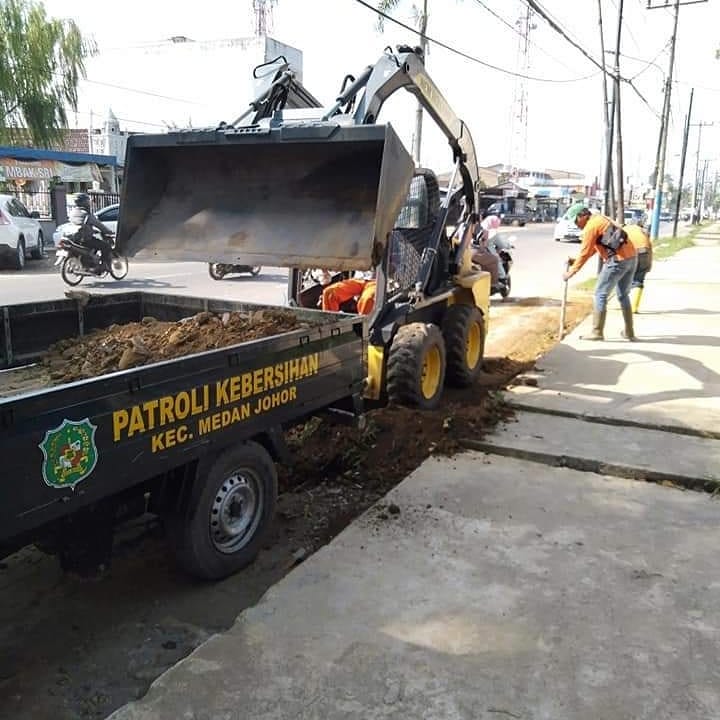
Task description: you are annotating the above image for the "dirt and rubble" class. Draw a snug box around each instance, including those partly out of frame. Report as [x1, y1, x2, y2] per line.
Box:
[0, 308, 317, 398]
[0, 294, 592, 720]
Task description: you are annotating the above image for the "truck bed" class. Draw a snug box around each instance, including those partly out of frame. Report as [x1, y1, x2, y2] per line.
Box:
[1, 293, 366, 551]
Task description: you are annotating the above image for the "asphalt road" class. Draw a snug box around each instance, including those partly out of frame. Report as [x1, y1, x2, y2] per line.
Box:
[1, 222, 594, 306]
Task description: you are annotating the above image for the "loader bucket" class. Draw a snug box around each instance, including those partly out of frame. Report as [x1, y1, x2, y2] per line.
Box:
[116, 123, 415, 270]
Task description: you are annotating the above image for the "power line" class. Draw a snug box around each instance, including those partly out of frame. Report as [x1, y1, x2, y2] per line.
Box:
[352, 0, 599, 83]
[72, 108, 169, 129]
[523, 0, 661, 116]
[77, 77, 207, 106]
[471, 0, 584, 76]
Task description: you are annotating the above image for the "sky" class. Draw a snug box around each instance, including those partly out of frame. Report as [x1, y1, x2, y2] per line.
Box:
[41, 0, 720, 185]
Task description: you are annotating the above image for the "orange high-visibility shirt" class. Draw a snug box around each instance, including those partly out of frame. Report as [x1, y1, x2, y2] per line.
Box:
[568, 214, 637, 275]
[623, 224, 652, 251]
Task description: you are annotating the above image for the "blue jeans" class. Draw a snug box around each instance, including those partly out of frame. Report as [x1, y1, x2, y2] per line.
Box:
[595, 255, 638, 312]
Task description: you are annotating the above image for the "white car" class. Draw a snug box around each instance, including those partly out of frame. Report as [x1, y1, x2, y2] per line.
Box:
[53, 203, 120, 247]
[0, 194, 45, 270]
[553, 206, 600, 243]
[553, 211, 582, 243]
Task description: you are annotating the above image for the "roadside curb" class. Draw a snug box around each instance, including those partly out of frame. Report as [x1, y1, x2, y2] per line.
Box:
[460, 436, 720, 495]
[500, 396, 720, 441]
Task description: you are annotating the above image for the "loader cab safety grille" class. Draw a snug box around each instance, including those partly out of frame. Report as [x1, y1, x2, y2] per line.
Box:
[388, 171, 441, 293]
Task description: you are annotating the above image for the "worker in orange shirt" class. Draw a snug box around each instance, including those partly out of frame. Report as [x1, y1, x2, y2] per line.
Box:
[624, 222, 653, 313]
[321, 271, 376, 315]
[563, 203, 638, 341]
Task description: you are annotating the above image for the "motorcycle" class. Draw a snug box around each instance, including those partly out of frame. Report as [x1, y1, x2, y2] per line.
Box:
[56, 232, 129, 286]
[208, 263, 262, 280]
[472, 231, 514, 299]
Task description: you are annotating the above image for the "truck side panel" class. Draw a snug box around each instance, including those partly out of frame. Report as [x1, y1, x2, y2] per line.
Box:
[1, 317, 365, 544]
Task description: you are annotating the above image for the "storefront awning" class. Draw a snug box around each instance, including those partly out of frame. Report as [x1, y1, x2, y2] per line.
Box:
[0, 157, 103, 184]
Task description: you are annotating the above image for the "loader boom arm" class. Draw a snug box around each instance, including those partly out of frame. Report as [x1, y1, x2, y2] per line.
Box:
[347, 47, 480, 214]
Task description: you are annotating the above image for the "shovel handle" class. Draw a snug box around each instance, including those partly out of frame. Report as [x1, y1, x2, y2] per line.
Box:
[559, 258, 572, 340]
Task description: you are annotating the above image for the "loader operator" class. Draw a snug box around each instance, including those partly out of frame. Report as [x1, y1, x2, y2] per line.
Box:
[69, 193, 115, 268]
[563, 202, 638, 341]
[321, 270, 376, 315]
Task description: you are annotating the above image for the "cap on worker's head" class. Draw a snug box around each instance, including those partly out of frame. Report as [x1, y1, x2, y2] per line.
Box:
[566, 202, 591, 223]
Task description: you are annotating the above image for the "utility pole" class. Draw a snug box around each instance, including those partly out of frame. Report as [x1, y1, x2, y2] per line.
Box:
[698, 158, 709, 220]
[691, 121, 714, 222]
[648, 0, 680, 242]
[412, 0, 428, 166]
[646, 0, 707, 238]
[598, 0, 615, 217]
[672, 88, 693, 238]
[613, 0, 625, 222]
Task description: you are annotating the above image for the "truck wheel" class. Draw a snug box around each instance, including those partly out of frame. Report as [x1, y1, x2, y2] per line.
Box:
[168, 441, 277, 580]
[442, 304, 485, 387]
[386, 322, 446, 410]
[249, 266, 262, 276]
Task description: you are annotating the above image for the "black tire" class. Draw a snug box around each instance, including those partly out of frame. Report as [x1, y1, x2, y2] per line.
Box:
[249, 266, 261, 276]
[61, 256, 83, 285]
[109, 253, 129, 280]
[13, 238, 25, 270]
[386, 322, 446, 410]
[168, 441, 277, 580]
[500, 274, 511, 299]
[208, 263, 225, 280]
[31, 232, 44, 260]
[442, 304, 485, 387]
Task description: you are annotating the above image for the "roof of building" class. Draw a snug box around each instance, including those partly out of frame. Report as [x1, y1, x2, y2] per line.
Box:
[0, 145, 117, 166]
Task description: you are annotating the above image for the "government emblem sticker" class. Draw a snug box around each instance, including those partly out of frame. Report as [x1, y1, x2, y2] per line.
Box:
[39, 418, 99, 490]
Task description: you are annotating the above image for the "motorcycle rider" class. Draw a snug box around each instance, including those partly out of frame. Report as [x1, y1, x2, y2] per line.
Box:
[471, 213, 508, 293]
[68, 193, 114, 269]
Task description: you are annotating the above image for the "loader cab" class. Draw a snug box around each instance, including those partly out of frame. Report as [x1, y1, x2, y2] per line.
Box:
[292, 169, 445, 315]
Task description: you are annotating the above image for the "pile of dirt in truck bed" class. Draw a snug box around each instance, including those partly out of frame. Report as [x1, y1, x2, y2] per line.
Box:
[37, 308, 315, 386]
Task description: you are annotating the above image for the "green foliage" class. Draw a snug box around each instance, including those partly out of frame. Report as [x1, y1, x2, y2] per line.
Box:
[0, 0, 95, 147]
[375, 0, 427, 35]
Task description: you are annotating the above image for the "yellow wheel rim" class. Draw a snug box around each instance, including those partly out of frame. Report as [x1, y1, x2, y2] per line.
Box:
[465, 321, 482, 370]
[421, 345, 442, 399]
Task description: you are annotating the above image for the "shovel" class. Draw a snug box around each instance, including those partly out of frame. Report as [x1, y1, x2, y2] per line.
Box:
[558, 257, 573, 340]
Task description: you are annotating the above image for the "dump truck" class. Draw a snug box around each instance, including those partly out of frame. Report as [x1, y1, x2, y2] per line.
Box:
[1, 47, 490, 580]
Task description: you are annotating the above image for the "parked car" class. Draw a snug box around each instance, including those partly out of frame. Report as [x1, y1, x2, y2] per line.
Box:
[553, 206, 602, 242]
[53, 203, 120, 247]
[486, 201, 527, 227]
[0, 194, 45, 270]
[623, 208, 647, 226]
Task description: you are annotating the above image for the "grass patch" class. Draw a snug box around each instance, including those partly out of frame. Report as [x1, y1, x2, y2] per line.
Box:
[653, 223, 705, 260]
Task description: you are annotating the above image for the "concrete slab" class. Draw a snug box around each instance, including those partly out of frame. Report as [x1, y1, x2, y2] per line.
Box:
[507, 246, 720, 436]
[110, 452, 720, 720]
[467, 411, 720, 490]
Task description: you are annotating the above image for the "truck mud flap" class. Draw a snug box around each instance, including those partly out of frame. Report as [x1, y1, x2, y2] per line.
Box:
[116, 123, 414, 271]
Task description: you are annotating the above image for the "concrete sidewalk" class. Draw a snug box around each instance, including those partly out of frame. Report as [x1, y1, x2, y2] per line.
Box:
[110, 235, 720, 720]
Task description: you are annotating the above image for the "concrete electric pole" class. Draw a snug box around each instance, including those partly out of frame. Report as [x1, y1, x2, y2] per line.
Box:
[612, 0, 625, 222]
[647, 0, 708, 240]
[691, 121, 714, 222]
[672, 88, 693, 238]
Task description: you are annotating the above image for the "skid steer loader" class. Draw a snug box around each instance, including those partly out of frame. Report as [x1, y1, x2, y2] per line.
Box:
[116, 47, 490, 410]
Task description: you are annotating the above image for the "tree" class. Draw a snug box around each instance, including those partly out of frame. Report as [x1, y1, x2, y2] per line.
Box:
[376, 0, 428, 164]
[0, 0, 95, 147]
